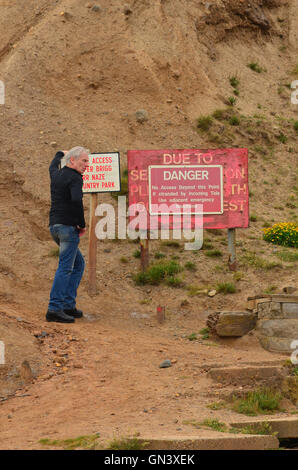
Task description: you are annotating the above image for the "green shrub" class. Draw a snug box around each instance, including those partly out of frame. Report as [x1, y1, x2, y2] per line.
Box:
[229, 76, 240, 88]
[294, 121, 298, 132]
[154, 251, 166, 259]
[133, 260, 183, 286]
[228, 97, 236, 106]
[229, 115, 239, 125]
[277, 132, 287, 144]
[248, 62, 263, 73]
[263, 222, 298, 248]
[216, 282, 236, 294]
[184, 261, 196, 271]
[205, 249, 223, 257]
[133, 249, 141, 258]
[212, 109, 226, 120]
[197, 115, 213, 131]
[233, 388, 282, 416]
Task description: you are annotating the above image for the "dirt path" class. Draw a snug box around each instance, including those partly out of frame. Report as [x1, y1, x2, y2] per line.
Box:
[0, 300, 291, 450]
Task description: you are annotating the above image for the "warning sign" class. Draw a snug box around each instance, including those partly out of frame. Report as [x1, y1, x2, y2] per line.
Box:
[82, 152, 121, 193]
[149, 165, 223, 215]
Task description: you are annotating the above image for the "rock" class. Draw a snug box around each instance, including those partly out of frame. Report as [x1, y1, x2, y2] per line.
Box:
[208, 290, 217, 297]
[130, 312, 149, 319]
[283, 286, 297, 294]
[20, 360, 33, 383]
[92, 5, 101, 12]
[258, 336, 296, 354]
[257, 319, 298, 339]
[159, 359, 172, 368]
[124, 5, 132, 15]
[208, 311, 256, 337]
[135, 109, 148, 123]
[50, 141, 57, 148]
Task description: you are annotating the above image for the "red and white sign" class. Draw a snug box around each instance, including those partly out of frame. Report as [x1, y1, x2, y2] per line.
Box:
[127, 148, 249, 229]
[83, 152, 121, 193]
[149, 165, 223, 215]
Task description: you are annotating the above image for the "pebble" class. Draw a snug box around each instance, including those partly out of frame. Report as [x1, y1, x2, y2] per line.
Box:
[159, 359, 172, 368]
[92, 5, 101, 12]
[135, 109, 148, 123]
[208, 289, 217, 297]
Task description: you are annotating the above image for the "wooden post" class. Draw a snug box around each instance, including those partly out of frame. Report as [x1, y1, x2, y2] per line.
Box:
[140, 233, 149, 272]
[88, 193, 98, 295]
[228, 228, 237, 271]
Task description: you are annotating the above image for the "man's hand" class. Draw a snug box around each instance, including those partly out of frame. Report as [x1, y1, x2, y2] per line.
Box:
[77, 226, 87, 237]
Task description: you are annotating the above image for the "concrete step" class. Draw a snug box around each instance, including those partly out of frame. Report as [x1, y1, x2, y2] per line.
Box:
[135, 434, 279, 450]
[208, 365, 286, 386]
[230, 417, 298, 439]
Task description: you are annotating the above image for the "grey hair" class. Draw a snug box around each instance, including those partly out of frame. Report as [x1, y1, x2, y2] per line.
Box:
[64, 146, 90, 164]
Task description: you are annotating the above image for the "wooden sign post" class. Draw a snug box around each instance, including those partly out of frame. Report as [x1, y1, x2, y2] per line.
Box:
[88, 193, 98, 296]
[83, 152, 121, 296]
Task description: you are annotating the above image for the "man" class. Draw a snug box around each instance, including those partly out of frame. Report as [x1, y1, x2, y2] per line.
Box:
[46, 146, 90, 323]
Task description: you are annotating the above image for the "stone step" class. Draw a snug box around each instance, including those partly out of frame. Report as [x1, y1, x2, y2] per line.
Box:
[208, 365, 286, 386]
[135, 434, 279, 450]
[230, 417, 298, 439]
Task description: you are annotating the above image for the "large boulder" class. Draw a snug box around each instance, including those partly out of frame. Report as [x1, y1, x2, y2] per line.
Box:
[207, 311, 256, 337]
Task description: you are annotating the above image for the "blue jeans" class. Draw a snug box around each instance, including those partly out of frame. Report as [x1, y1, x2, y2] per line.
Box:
[48, 224, 85, 312]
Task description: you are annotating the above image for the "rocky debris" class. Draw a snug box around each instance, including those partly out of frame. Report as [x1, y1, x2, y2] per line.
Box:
[130, 312, 149, 319]
[91, 5, 101, 13]
[124, 5, 133, 15]
[135, 109, 148, 123]
[20, 360, 33, 384]
[159, 359, 172, 368]
[244, 5, 271, 31]
[283, 286, 297, 294]
[256, 298, 298, 353]
[207, 311, 256, 337]
[208, 289, 217, 297]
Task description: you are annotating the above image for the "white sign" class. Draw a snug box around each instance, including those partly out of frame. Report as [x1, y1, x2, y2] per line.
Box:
[83, 152, 121, 193]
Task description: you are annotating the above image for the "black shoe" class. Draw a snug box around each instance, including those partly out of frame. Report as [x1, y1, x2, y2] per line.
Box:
[64, 308, 83, 319]
[46, 310, 75, 323]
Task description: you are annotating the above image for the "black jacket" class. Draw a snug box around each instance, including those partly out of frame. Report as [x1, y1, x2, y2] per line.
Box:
[49, 151, 85, 228]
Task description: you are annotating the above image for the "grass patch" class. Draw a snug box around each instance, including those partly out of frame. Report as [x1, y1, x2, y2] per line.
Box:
[107, 435, 148, 450]
[206, 401, 226, 410]
[228, 96, 237, 106]
[154, 251, 166, 259]
[199, 327, 209, 340]
[229, 76, 240, 88]
[229, 115, 240, 125]
[197, 115, 213, 131]
[248, 62, 263, 73]
[133, 249, 141, 258]
[186, 285, 208, 296]
[241, 252, 283, 270]
[274, 250, 298, 263]
[133, 260, 183, 286]
[184, 261, 196, 271]
[216, 282, 236, 294]
[39, 434, 100, 450]
[200, 419, 228, 432]
[232, 388, 282, 416]
[160, 240, 181, 248]
[229, 422, 274, 435]
[205, 249, 223, 257]
[120, 256, 129, 264]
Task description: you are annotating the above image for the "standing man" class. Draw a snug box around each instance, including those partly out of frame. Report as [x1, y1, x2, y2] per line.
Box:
[46, 146, 90, 323]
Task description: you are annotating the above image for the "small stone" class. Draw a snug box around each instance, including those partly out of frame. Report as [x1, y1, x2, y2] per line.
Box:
[92, 5, 101, 12]
[135, 109, 148, 123]
[50, 141, 57, 148]
[124, 5, 132, 15]
[159, 359, 172, 368]
[20, 361, 33, 383]
[208, 290, 217, 297]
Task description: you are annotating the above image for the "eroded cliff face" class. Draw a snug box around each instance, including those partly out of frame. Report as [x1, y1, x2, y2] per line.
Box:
[0, 0, 297, 306]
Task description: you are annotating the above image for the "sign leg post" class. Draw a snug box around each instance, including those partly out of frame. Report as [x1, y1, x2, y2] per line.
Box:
[228, 228, 237, 271]
[140, 232, 149, 272]
[88, 193, 98, 295]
